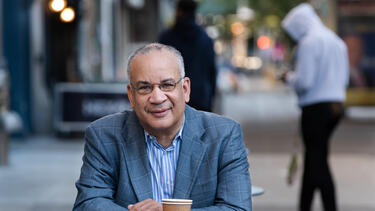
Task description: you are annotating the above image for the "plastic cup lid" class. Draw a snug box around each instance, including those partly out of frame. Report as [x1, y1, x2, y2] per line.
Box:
[162, 199, 192, 204]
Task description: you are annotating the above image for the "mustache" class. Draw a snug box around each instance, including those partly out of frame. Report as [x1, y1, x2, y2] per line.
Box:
[145, 104, 172, 113]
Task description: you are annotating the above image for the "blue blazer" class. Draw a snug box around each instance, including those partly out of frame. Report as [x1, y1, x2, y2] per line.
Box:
[74, 105, 252, 210]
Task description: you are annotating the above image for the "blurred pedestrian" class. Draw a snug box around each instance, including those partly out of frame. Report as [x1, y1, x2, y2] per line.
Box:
[281, 3, 349, 211]
[159, 0, 217, 112]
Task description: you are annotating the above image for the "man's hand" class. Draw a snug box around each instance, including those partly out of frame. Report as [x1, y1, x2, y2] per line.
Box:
[128, 199, 162, 211]
[278, 72, 288, 83]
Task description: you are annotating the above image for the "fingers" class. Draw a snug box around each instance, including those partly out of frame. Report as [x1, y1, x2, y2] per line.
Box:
[128, 199, 162, 211]
[278, 72, 288, 83]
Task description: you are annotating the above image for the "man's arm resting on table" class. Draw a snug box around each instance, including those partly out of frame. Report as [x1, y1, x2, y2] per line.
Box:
[73, 126, 126, 211]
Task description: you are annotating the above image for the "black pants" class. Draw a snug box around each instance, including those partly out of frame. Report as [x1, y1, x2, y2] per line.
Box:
[299, 102, 344, 211]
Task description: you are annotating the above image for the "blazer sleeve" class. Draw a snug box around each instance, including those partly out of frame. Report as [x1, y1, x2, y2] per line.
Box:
[192, 123, 252, 211]
[73, 126, 127, 211]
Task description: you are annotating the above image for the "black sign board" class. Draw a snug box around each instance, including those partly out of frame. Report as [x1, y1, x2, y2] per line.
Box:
[54, 83, 131, 132]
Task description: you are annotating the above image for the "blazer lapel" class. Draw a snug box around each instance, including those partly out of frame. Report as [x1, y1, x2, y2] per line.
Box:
[173, 106, 207, 199]
[121, 112, 153, 201]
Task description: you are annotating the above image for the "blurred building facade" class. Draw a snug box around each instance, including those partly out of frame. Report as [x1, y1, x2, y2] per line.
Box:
[2, 0, 174, 135]
[2, 0, 32, 135]
[337, 0, 375, 89]
[1, 0, 375, 136]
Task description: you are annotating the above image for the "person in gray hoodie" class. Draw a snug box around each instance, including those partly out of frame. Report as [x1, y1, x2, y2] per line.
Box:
[281, 3, 349, 211]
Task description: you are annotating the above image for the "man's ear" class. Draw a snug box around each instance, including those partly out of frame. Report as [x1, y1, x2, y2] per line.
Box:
[127, 84, 135, 108]
[183, 77, 190, 103]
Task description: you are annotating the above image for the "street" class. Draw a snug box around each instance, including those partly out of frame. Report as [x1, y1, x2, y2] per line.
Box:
[1, 82, 374, 211]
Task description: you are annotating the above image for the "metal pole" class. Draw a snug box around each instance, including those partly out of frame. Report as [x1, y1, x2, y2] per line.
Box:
[0, 68, 9, 166]
[100, 0, 114, 82]
[0, 0, 9, 166]
[0, 129, 8, 165]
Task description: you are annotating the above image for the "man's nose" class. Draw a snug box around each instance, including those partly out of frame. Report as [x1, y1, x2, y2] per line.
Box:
[149, 86, 167, 103]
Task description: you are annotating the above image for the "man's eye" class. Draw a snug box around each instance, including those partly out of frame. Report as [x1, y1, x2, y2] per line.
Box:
[138, 85, 152, 90]
[161, 83, 175, 89]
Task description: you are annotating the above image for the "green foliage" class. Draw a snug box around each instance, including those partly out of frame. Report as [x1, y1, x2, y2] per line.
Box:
[197, 0, 238, 15]
[249, 0, 306, 26]
[248, 0, 306, 52]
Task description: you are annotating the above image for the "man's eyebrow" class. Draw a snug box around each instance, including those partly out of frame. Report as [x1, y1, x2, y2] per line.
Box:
[134, 81, 151, 87]
[135, 78, 175, 85]
[161, 78, 175, 83]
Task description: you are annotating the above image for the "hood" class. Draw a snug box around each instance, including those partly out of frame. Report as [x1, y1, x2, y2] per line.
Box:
[281, 3, 323, 41]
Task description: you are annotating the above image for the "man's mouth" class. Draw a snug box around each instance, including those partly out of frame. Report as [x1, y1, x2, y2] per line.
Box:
[148, 108, 170, 117]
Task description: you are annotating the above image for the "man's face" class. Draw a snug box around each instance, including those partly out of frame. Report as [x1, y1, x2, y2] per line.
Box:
[127, 50, 190, 135]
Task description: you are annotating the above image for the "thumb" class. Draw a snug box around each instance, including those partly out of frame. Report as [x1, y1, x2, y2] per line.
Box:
[128, 204, 133, 210]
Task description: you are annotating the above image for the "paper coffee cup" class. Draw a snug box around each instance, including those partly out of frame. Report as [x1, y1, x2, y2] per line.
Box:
[162, 199, 192, 211]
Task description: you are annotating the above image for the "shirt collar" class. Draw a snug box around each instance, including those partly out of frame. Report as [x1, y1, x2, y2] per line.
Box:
[144, 119, 185, 149]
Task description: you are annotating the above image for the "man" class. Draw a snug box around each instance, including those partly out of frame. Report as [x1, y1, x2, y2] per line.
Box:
[281, 3, 349, 211]
[159, 0, 217, 112]
[73, 43, 252, 211]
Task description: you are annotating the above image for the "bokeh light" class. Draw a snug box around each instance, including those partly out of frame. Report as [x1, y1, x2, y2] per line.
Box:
[257, 35, 271, 50]
[231, 22, 245, 36]
[60, 7, 75, 23]
[49, 0, 66, 12]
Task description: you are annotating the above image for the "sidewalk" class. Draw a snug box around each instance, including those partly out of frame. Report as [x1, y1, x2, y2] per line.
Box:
[0, 81, 374, 211]
[220, 87, 375, 211]
[0, 137, 84, 211]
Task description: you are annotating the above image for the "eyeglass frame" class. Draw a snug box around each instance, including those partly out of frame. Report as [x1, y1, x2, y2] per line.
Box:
[129, 77, 185, 95]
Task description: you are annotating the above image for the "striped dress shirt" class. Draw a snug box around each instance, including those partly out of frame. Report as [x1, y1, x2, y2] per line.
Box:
[144, 124, 183, 203]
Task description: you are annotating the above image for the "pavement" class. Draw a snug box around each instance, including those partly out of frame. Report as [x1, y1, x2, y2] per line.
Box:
[221, 89, 375, 211]
[0, 137, 83, 211]
[1, 78, 374, 211]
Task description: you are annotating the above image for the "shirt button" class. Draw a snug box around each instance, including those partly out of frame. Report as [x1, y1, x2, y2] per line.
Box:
[167, 181, 170, 184]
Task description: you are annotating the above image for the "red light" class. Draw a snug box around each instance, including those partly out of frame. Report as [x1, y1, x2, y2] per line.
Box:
[257, 35, 271, 50]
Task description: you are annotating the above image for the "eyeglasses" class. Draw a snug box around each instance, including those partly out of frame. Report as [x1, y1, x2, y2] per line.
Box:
[130, 77, 184, 95]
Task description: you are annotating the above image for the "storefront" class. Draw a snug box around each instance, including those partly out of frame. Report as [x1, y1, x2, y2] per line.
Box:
[30, 0, 172, 135]
[337, 0, 375, 106]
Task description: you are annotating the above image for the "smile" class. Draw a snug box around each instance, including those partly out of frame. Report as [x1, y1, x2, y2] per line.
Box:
[148, 108, 170, 118]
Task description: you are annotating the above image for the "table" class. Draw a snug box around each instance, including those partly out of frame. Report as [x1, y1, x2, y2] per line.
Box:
[251, 185, 264, 196]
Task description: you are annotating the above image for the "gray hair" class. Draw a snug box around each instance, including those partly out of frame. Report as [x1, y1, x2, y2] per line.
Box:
[127, 43, 185, 82]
